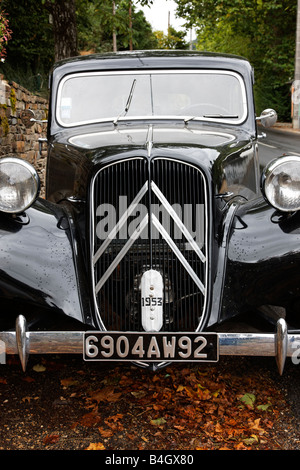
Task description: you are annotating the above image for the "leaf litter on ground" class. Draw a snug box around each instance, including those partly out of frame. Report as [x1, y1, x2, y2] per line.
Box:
[67, 360, 286, 450]
[0, 355, 292, 450]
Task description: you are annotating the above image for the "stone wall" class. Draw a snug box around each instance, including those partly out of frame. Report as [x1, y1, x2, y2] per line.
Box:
[0, 76, 48, 194]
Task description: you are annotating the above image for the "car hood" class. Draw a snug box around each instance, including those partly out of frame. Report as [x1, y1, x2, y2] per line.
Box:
[66, 123, 251, 153]
[62, 122, 254, 169]
[47, 123, 256, 202]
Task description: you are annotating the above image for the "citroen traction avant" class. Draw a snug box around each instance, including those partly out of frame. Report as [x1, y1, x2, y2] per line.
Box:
[0, 51, 299, 375]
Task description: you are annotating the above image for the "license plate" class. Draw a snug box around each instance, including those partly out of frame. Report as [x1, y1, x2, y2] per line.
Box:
[83, 332, 219, 362]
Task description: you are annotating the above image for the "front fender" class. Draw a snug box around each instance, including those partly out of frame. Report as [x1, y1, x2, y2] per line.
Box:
[221, 197, 300, 321]
[0, 198, 92, 327]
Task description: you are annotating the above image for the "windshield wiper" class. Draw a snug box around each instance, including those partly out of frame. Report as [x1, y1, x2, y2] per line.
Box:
[203, 114, 239, 118]
[184, 114, 238, 123]
[114, 79, 137, 126]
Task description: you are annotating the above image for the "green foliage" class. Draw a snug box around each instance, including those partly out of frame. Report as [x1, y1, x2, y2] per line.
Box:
[0, 114, 9, 136]
[76, 0, 158, 53]
[128, 8, 159, 51]
[1, 0, 296, 121]
[154, 26, 188, 50]
[9, 87, 16, 114]
[0, 9, 12, 60]
[0, 0, 54, 95]
[0, 0, 158, 93]
[239, 393, 256, 408]
[175, 0, 297, 121]
[1, 0, 54, 67]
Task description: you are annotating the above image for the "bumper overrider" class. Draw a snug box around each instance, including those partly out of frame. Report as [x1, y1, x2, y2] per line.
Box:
[0, 315, 299, 375]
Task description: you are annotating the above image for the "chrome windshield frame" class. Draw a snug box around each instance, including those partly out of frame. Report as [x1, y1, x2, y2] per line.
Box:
[56, 69, 248, 128]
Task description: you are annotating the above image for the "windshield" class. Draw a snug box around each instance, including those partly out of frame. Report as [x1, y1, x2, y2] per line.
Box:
[57, 70, 247, 127]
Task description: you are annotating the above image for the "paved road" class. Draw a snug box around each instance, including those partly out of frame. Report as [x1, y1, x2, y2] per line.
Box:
[258, 126, 300, 168]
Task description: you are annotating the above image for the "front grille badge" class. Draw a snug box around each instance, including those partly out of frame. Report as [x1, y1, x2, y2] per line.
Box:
[141, 269, 164, 332]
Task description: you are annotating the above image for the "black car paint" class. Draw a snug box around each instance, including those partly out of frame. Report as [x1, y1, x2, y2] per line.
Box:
[225, 199, 300, 322]
[0, 51, 299, 332]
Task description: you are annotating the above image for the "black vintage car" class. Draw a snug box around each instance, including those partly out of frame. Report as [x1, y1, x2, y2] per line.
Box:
[0, 51, 299, 374]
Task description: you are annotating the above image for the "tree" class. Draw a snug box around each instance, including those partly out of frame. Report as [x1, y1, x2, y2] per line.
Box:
[175, 0, 297, 120]
[76, 0, 158, 53]
[43, 0, 78, 61]
[0, 0, 54, 93]
[154, 26, 188, 49]
[0, 0, 158, 94]
[125, 5, 158, 50]
[2, 0, 77, 65]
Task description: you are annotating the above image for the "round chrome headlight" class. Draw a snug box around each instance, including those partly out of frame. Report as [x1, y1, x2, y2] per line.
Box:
[261, 155, 300, 212]
[0, 157, 40, 214]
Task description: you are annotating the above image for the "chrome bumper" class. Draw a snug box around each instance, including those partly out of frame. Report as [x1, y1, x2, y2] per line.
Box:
[0, 315, 299, 375]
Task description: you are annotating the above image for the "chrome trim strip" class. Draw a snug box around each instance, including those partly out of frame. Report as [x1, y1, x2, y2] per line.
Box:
[146, 125, 153, 157]
[2, 317, 296, 375]
[152, 214, 206, 296]
[57, 69, 248, 128]
[93, 181, 148, 265]
[151, 181, 206, 262]
[95, 214, 149, 294]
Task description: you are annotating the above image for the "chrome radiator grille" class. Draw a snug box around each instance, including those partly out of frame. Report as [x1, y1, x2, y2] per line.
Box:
[91, 157, 208, 332]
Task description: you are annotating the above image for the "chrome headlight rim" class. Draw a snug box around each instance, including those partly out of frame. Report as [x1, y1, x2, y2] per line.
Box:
[0, 157, 40, 214]
[261, 155, 300, 213]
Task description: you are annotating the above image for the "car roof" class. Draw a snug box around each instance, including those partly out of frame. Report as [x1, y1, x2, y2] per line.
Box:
[51, 50, 253, 81]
